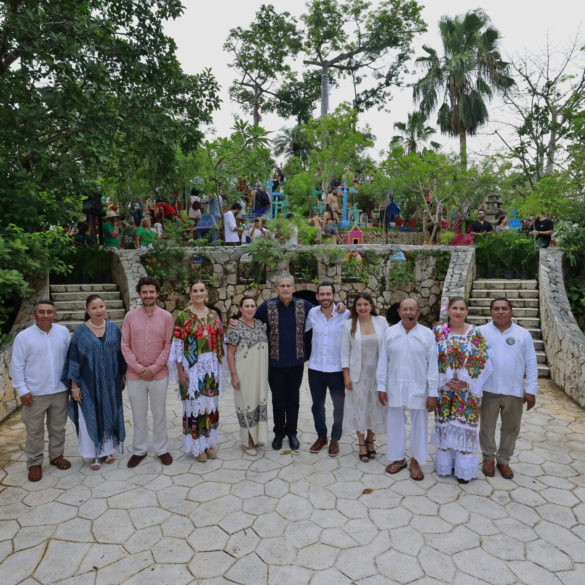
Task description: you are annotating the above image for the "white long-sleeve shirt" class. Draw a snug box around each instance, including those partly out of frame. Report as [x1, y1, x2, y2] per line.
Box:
[10, 323, 70, 397]
[224, 211, 240, 243]
[479, 321, 538, 397]
[305, 306, 350, 372]
[376, 322, 439, 410]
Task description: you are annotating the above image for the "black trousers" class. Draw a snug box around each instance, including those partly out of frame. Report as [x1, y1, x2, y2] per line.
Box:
[268, 365, 304, 437]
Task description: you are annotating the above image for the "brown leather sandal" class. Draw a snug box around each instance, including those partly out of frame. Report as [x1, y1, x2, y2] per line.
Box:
[385, 459, 407, 474]
[410, 459, 424, 481]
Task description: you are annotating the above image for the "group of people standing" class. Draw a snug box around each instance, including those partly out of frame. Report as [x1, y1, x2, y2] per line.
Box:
[11, 274, 537, 486]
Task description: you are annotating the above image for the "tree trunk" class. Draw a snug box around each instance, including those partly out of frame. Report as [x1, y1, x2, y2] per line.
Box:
[320, 66, 329, 151]
[253, 88, 260, 126]
[545, 110, 558, 175]
[459, 130, 467, 169]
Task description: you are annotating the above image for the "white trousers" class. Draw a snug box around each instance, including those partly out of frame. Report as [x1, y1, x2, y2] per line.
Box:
[127, 377, 169, 456]
[385, 407, 428, 464]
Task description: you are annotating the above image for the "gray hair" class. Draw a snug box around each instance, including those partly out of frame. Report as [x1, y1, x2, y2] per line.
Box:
[276, 273, 295, 286]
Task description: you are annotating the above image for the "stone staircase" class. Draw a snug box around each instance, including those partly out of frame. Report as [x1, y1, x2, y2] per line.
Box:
[467, 279, 550, 378]
[50, 283, 125, 332]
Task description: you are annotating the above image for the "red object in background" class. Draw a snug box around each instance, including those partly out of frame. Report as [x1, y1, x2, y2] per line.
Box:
[395, 219, 403, 227]
[407, 220, 416, 228]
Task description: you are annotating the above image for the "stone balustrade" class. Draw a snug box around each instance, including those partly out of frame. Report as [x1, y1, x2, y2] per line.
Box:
[539, 248, 585, 407]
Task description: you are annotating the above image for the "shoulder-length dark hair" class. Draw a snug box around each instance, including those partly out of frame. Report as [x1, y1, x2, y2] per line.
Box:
[349, 292, 378, 338]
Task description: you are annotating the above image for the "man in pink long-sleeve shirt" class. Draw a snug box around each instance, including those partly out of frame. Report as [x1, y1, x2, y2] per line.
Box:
[122, 276, 174, 467]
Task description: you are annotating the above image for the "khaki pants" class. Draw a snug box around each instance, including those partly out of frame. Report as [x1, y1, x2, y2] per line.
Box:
[21, 391, 69, 469]
[126, 377, 169, 456]
[479, 391, 524, 465]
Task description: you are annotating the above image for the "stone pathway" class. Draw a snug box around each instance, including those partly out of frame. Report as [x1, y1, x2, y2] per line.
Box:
[1, 374, 585, 585]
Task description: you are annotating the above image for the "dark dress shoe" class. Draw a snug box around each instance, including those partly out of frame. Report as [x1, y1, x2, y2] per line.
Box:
[28, 465, 42, 482]
[328, 440, 339, 457]
[272, 435, 284, 450]
[310, 437, 328, 453]
[288, 434, 300, 450]
[482, 459, 495, 477]
[127, 454, 147, 468]
[159, 452, 173, 466]
[50, 456, 71, 470]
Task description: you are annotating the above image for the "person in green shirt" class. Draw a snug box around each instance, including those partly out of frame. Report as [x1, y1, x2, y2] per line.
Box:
[135, 218, 157, 249]
[103, 211, 120, 248]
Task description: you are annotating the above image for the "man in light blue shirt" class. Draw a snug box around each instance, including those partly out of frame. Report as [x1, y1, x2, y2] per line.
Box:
[479, 297, 538, 480]
[10, 300, 71, 482]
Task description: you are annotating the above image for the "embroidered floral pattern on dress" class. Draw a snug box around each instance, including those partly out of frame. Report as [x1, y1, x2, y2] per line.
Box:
[267, 300, 280, 361]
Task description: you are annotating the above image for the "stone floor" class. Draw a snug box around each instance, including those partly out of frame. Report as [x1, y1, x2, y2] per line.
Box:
[1, 374, 585, 585]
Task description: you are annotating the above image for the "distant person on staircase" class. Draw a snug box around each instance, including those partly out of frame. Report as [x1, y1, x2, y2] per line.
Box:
[11, 300, 72, 482]
[479, 298, 538, 480]
[122, 277, 174, 468]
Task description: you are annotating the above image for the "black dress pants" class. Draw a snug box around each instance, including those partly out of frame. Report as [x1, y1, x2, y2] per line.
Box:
[268, 365, 304, 437]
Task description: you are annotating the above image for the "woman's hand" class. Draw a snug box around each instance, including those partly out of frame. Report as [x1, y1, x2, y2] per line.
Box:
[231, 374, 241, 391]
[72, 386, 82, 403]
[447, 379, 468, 391]
[121, 377, 126, 391]
[179, 370, 189, 388]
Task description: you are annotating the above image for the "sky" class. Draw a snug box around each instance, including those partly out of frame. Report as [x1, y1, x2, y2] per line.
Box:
[164, 0, 584, 161]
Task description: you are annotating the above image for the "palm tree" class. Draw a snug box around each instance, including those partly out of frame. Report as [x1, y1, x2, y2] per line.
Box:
[413, 9, 514, 167]
[391, 111, 441, 153]
[273, 125, 313, 166]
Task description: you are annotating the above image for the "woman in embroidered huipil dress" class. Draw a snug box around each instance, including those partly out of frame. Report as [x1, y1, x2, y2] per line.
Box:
[432, 297, 492, 483]
[225, 296, 269, 455]
[169, 280, 224, 462]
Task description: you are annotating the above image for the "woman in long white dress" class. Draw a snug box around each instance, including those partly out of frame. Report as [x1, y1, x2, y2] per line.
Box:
[225, 296, 269, 456]
[341, 293, 388, 462]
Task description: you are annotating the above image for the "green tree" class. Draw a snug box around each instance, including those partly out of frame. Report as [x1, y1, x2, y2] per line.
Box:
[305, 104, 374, 192]
[0, 0, 220, 231]
[413, 9, 514, 168]
[201, 120, 273, 205]
[224, 4, 302, 126]
[497, 37, 585, 186]
[273, 125, 313, 168]
[391, 111, 440, 153]
[301, 0, 426, 121]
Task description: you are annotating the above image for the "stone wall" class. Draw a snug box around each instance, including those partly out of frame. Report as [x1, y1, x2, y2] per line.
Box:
[111, 250, 148, 311]
[0, 274, 50, 422]
[539, 248, 585, 407]
[439, 247, 476, 320]
[130, 245, 457, 328]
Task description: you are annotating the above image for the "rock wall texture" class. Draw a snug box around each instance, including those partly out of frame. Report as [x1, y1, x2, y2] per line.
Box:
[539, 248, 585, 407]
[111, 250, 148, 311]
[0, 275, 49, 421]
[439, 247, 476, 320]
[129, 245, 458, 328]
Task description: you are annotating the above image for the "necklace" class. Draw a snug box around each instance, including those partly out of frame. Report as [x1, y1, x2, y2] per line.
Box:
[88, 319, 105, 329]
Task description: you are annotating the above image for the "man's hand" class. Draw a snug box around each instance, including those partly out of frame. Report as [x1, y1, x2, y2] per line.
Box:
[426, 396, 438, 413]
[20, 393, 34, 407]
[335, 302, 346, 313]
[523, 393, 536, 411]
[378, 391, 388, 406]
[228, 318, 238, 330]
[139, 367, 154, 381]
[344, 375, 353, 391]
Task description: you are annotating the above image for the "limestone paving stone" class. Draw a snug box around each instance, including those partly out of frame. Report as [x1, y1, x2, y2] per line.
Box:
[34, 540, 91, 584]
[95, 551, 153, 585]
[188, 550, 235, 580]
[256, 536, 297, 565]
[93, 508, 134, 544]
[54, 517, 94, 542]
[283, 519, 322, 549]
[376, 549, 424, 583]
[77, 543, 127, 573]
[0, 540, 12, 565]
[13, 525, 56, 551]
[268, 565, 312, 585]
[225, 529, 260, 559]
[537, 502, 577, 527]
[129, 506, 171, 530]
[2, 543, 45, 585]
[124, 526, 163, 554]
